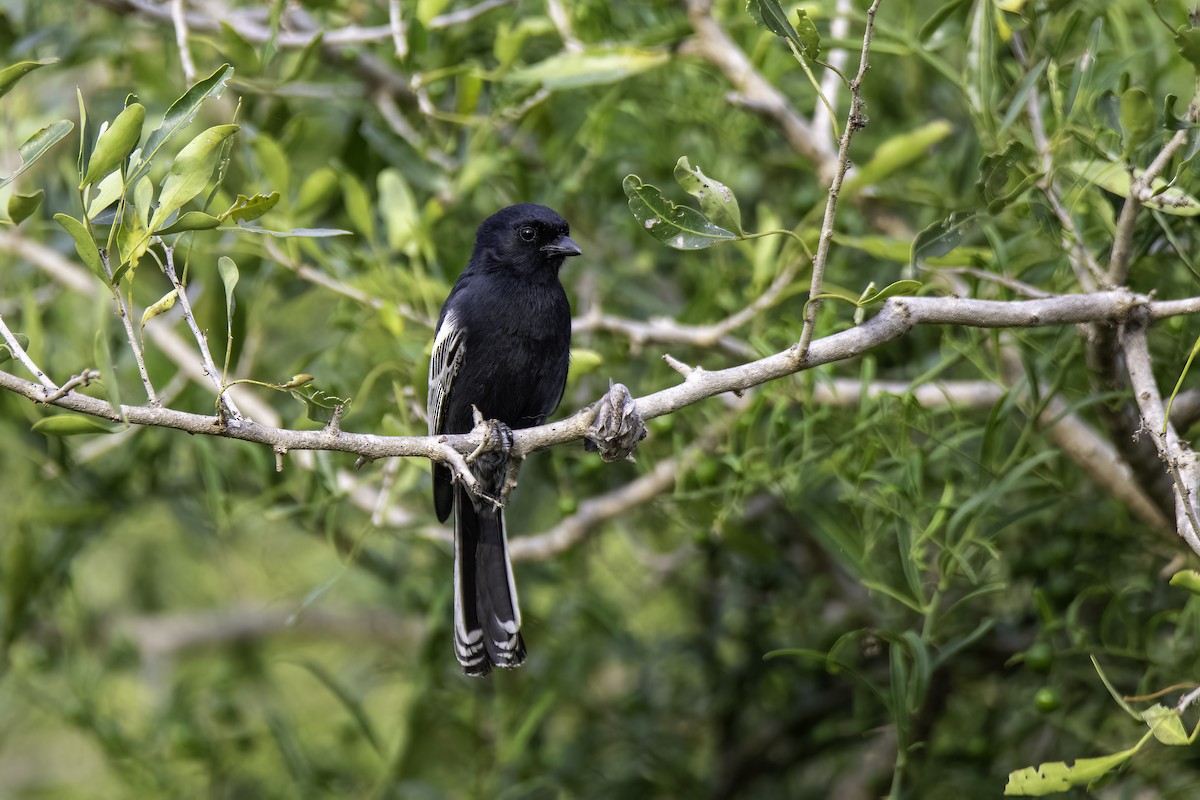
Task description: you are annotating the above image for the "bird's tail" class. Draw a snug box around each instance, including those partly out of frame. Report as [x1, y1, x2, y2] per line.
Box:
[453, 490, 527, 676]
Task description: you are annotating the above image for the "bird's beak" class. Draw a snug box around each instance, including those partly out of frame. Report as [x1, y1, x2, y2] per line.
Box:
[541, 235, 582, 258]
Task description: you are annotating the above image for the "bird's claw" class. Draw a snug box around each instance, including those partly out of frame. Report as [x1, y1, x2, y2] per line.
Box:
[585, 381, 648, 463]
[466, 406, 514, 463]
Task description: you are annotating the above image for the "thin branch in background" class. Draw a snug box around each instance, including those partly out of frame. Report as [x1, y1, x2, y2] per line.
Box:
[160, 245, 242, 420]
[0, 312, 57, 391]
[1012, 32, 1103, 292]
[42, 370, 102, 404]
[388, 0, 408, 60]
[1106, 89, 1200, 286]
[100, 250, 160, 405]
[811, 0, 852, 149]
[546, 0, 583, 53]
[170, 0, 196, 84]
[794, 0, 883, 362]
[680, 0, 837, 177]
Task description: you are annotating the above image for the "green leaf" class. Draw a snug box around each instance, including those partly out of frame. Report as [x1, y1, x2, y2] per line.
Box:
[567, 348, 603, 379]
[1120, 87, 1155, 154]
[836, 234, 992, 265]
[79, 102, 145, 188]
[0, 59, 58, 100]
[219, 21, 261, 74]
[919, 0, 970, 43]
[86, 170, 125, 218]
[1169, 568, 1200, 595]
[0, 120, 75, 191]
[93, 329, 125, 423]
[747, 0, 818, 58]
[623, 174, 736, 250]
[140, 288, 179, 329]
[32, 414, 123, 436]
[0, 333, 30, 364]
[53, 214, 105, 280]
[1003, 740, 1147, 795]
[1143, 704, 1190, 745]
[341, 173, 376, 243]
[149, 124, 240, 231]
[1066, 159, 1200, 216]
[505, 47, 669, 89]
[295, 166, 340, 218]
[290, 387, 350, 424]
[7, 190, 44, 224]
[156, 210, 223, 235]
[378, 169, 420, 254]
[1176, 26, 1200, 72]
[793, 10, 821, 59]
[226, 226, 353, 238]
[858, 280, 923, 306]
[673, 156, 744, 235]
[130, 63, 233, 184]
[220, 192, 280, 224]
[911, 212, 979, 268]
[844, 120, 954, 193]
[218, 256, 239, 324]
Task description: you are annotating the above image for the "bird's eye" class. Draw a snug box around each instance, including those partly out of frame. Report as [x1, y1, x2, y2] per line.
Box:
[518, 226, 537, 242]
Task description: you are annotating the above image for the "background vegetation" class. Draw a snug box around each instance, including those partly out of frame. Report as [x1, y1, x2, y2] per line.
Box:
[2, 0, 1200, 797]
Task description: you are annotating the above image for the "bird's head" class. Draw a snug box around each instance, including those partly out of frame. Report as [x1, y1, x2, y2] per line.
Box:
[472, 203, 582, 278]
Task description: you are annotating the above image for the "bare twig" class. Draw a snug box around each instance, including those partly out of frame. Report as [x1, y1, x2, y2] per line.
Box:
[170, 0, 196, 83]
[794, 0, 882, 361]
[99, 250, 160, 404]
[812, 0, 853, 147]
[1120, 320, 1200, 555]
[42, 369, 102, 403]
[1107, 89, 1200, 286]
[388, 0, 408, 59]
[546, 0, 583, 53]
[0, 312, 56, 391]
[161, 246, 242, 420]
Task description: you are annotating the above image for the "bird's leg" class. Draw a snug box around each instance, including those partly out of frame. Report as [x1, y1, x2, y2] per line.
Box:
[584, 381, 648, 463]
[464, 405, 514, 510]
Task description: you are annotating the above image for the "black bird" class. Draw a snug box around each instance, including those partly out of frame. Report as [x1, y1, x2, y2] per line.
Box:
[428, 203, 581, 676]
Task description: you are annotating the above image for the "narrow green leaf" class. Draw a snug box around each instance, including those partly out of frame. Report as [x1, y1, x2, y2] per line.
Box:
[79, 103, 145, 188]
[218, 256, 239, 323]
[341, 173, 376, 243]
[7, 190, 44, 224]
[226, 226, 353, 238]
[1066, 159, 1200, 216]
[858, 280, 923, 307]
[86, 170, 124, 218]
[0, 333, 31, 364]
[673, 156, 744, 235]
[623, 174, 736, 249]
[130, 63, 233, 184]
[140, 289, 179, 329]
[505, 47, 669, 89]
[149, 124, 240, 231]
[1169, 568, 1200, 595]
[32, 414, 123, 436]
[290, 660, 382, 755]
[747, 0, 808, 55]
[219, 21, 261, 74]
[1120, 87, 1155, 154]
[911, 212, 979, 268]
[156, 210, 222, 235]
[220, 191, 280, 224]
[295, 166, 340, 218]
[93, 329, 125, 424]
[844, 120, 954, 193]
[919, 0, 970, 43]
[0, 120, 75, 191]
[1004, 735, 1151, 795]
[0, 59, 58, 100]
[53, 214, 105, 279]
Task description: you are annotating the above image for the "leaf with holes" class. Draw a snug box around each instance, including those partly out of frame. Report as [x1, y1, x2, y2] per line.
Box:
[623, 175, 736, 250]
[673, 156, 744, 235]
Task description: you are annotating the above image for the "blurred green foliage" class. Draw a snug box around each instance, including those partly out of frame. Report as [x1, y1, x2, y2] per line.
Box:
[2, 0, 1200, 797]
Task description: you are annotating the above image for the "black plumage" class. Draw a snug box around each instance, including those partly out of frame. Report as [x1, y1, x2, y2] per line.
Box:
[428, 203, 580, 676]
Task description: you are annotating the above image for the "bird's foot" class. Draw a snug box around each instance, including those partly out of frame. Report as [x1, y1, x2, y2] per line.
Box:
[466, 406, 515, 463]
[585, 382, 648, 463]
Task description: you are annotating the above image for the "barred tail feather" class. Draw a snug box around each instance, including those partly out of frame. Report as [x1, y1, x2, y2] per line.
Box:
[453, 489, 526, 676]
